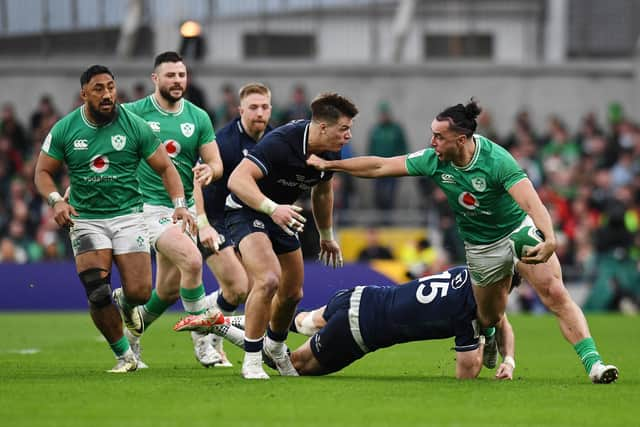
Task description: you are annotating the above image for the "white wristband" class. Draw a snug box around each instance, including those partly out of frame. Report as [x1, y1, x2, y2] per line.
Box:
[319, 228, 334, 241]
[503, 356, 516, 369]
[196, 214, 210, 230]
[47, 191, 63, 208]
[173, 197, 187, 209]
[258, 198, 278, 215]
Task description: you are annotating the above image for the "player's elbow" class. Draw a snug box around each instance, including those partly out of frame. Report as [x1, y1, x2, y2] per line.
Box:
[455, 351, 483, 379]
[227, 170, 242, 194]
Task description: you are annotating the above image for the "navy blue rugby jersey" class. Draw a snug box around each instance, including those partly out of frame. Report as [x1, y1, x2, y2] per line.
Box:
[202, 117, 272, 222]
[228, 120, 340, 207]
[359, 266, 480, 352]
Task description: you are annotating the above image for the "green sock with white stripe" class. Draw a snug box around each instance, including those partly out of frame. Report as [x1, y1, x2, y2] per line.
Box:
[180, 284, 207, 315]
[574, 337, 602, 373]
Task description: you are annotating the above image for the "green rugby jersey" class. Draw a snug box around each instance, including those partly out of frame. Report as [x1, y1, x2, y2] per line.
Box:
[125, 95, 215, 208]
[406, 134, 527, 244]
[41, 105, 161, 219]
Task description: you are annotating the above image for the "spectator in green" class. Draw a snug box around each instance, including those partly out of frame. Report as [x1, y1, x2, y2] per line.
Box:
[367, 101, 408, 212]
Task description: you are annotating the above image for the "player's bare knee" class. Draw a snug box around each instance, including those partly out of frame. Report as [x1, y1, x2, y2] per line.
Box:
[256, 272, 280, 297]
[480, 311, 503, 328]
[283, 289, 303, 305]
[229, 288, 248, 305]
[540, 283, 571, 313]
[180, 251, 203, 278]
[78, 268, 112, 308]
[123, 285, 151, 305]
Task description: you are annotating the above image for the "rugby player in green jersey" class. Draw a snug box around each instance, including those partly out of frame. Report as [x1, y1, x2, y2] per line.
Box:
[120, 51, 224, 368]
[34, 65, 192, 373]
[307, 99, 617, 384]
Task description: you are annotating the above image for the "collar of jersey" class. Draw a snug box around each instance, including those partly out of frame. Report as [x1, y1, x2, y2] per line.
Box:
[236, 118, 245, 135]
[302, 122, 310, 156]
[452, 134, 481, 171]
[150, 94, 184, 116]
[80, 105, 117, 129]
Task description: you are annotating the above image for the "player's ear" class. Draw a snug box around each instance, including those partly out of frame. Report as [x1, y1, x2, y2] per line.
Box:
[151, 72, 158, 85]
[80, 88, 87, 101]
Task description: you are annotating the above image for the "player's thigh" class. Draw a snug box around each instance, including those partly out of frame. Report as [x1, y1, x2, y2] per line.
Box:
[291, 339, 326, 375]
[471, 276, 511, 322]
[276, 248, 304, 298]
[517, 253, 565, 303]
[156, 223, 202, 272]
[69, 218, 114, 258]
[238, 232, 282, 283]
[465, 236, 515, 287]
[308, 308, 366, 375]
[75, 249, 113, 274]
[113, 251, 152, 293]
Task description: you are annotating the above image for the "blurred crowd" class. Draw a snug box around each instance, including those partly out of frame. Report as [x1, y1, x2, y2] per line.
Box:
[1, 82, 639, 312]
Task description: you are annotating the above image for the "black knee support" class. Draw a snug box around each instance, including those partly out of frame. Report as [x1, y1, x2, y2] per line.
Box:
[79, 268, 112, 308]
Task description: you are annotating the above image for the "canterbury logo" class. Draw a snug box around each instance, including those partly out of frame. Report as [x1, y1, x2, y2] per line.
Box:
[73, 139, 88, 150]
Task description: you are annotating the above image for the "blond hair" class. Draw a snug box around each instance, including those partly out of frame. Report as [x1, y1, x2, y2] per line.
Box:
[238, 82, 271, 101]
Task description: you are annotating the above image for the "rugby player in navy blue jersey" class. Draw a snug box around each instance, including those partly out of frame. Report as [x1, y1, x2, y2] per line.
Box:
[192, 82, 274, 367]
[174, 265, 516, 379]
[226, 92, 358, 379]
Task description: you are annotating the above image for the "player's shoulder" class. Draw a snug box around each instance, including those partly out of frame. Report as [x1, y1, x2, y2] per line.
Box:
[182, 99, 211, 120]
[53, 107, 81, 129]
[217, 118, 240, 139]
[122, 96, 152, 115]
[475, 134, 510, 158]
[271, 119, 309, 138]
[119, 104, 149, 127]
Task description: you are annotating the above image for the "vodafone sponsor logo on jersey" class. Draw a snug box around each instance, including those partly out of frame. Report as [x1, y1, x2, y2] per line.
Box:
[164, 140, 181, 158]
[458, 191, 479, 210]
[90, 155, 109, 173]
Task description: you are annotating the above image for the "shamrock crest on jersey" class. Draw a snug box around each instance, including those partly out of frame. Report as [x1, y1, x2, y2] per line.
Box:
[111, 134, 126, 151]
[180, 122, 195, 137]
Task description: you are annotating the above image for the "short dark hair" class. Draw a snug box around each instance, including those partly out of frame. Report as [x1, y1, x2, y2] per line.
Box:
[80, 65, 114, 87]
[154, 51, 183, 69]
[436, 98, 482, 137]
[310, 92, 358, 124]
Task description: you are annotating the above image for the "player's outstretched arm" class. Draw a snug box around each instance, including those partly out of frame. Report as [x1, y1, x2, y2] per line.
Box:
[495, 314, 515, 380]
[146, 145, 194, 234]
[307, 154, 409, 178]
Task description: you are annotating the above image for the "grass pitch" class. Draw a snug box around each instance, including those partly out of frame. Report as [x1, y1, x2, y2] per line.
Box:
[0, 313, 636, 427]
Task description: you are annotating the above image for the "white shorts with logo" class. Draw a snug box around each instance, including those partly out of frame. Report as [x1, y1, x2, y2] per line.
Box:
[464, 216, 534, 287]
[69, 212, 150, 256]
[144, 204, 196, 250]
